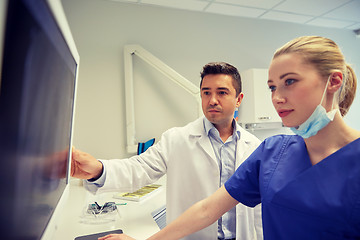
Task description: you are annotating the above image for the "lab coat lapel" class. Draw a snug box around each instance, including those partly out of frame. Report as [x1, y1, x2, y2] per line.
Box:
[235, 140, 247, 168]
[197, 134, 217, 163]
[189, 117, 217, 165]
[234, 124, 262, 168]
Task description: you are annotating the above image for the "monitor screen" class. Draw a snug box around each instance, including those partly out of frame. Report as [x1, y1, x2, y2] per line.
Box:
[0, 0, 78, 239]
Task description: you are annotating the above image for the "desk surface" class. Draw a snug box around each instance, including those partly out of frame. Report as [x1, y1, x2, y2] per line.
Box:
[53, 179, 166, 240]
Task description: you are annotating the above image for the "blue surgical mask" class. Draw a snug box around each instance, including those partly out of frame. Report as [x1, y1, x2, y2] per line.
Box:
[290, 76, 338, 138]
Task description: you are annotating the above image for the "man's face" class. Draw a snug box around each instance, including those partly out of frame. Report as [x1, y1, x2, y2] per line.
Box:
[201, 74, 243, 129]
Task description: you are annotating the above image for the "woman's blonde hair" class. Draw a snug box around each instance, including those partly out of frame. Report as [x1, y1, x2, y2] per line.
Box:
[273, 36, 357, 116]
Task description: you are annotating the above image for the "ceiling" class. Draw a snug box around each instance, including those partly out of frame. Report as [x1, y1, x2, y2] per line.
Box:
[108, 0, 360, 31]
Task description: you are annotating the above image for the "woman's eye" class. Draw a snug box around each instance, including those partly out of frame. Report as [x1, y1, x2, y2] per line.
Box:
[268, 85, 276, 92]
[285, 79, 296, 86]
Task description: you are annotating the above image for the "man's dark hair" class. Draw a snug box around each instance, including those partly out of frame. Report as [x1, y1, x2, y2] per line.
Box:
[200, 62, 242, 95]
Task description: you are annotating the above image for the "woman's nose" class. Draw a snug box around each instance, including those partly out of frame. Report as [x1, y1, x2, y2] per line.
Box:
[273, 92, 286, 104]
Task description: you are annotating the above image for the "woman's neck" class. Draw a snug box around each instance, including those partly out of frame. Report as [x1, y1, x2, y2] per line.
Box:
[304, 112, 360, 165]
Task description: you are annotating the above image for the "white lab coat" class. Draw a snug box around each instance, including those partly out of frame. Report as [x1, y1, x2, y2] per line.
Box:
[85, 117, 263, 240]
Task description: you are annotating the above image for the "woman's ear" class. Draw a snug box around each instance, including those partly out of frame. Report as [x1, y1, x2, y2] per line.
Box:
[328, 71, 343, 93]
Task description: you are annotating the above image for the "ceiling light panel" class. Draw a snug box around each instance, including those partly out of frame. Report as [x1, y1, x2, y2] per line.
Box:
[206, 2, 266, 18]
[274, 0, 352, 16]
[213, 0, 283, 9]
[140, 0, 208, 11]
[307, 17, 355, 28]
[260, 11, 314, 24]
[322, 0, 360, 22]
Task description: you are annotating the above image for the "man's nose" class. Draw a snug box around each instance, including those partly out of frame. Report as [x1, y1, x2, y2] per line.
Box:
[209, 95, 219, 105]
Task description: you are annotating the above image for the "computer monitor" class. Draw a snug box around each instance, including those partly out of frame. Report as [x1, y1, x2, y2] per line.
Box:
[0, 0, 79, 239]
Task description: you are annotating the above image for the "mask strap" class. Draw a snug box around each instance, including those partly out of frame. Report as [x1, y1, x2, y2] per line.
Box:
[320, 75, 337, 110]
[320, 76, 331, 104]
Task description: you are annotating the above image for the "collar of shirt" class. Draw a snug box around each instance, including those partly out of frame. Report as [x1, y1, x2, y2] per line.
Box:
[203, 118, 241, 142]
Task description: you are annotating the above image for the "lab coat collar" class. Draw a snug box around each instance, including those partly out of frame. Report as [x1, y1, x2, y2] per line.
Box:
[188, 117, 253, 143]
[188, 116, 258, 169]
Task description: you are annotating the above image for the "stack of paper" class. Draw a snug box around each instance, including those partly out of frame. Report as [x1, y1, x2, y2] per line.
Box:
[113, 184, 162, 202]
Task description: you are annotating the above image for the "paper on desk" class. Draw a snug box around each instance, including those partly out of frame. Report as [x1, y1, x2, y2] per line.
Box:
[113, 184, 162, 202]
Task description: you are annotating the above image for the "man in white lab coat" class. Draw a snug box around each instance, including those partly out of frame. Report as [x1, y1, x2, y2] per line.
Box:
[72, 62, 263, 240]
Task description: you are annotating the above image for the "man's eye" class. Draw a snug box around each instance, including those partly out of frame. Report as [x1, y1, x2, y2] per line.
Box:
[219, 91, 227, 95]
[202, 91, 210, 95]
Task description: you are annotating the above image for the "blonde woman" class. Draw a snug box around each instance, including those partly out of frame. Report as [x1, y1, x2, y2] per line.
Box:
[101, 36, 360, 240]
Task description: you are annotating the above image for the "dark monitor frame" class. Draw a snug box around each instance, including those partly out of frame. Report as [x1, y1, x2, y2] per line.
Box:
[0, 0, 79, 239]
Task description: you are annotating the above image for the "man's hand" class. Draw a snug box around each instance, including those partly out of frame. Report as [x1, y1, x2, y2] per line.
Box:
[98, 233, 136, 240]
[71, 147, 103, 180]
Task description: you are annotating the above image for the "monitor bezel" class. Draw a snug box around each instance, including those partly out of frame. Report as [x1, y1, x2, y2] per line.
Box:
[0, 0, 80, 239]
[41, 0, 80, 239]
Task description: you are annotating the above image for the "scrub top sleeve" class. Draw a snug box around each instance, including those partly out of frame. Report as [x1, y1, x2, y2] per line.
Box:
[225, 142, 263, 208]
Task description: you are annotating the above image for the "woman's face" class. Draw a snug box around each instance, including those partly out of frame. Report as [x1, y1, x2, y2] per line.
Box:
[268, 53, 327, 127]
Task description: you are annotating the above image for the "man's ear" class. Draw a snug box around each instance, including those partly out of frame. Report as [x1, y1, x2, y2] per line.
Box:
[236, 92, 244, 107]
[328, 71, 343, 93]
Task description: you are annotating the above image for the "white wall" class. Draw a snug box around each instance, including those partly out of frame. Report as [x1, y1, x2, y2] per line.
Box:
[61, 0, 360, 158]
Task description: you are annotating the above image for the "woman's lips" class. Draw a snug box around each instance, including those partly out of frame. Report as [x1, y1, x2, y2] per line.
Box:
[278, 109, 293, 117]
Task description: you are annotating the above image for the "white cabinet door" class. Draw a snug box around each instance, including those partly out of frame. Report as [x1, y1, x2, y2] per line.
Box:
[238, 68, 281, 124]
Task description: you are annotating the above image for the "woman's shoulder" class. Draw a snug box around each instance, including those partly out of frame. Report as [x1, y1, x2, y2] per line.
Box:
[257, 134, 305, 156]
[263, 134, 302, 145]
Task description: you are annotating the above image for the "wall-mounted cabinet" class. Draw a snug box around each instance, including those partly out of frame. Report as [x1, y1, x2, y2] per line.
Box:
[238, 68, 282, 130]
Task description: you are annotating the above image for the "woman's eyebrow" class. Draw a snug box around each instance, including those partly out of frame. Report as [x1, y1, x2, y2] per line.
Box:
[280, 72, 297, 79]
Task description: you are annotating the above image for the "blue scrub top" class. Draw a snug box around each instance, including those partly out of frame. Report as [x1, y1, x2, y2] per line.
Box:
[225, 135, 360, 239]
